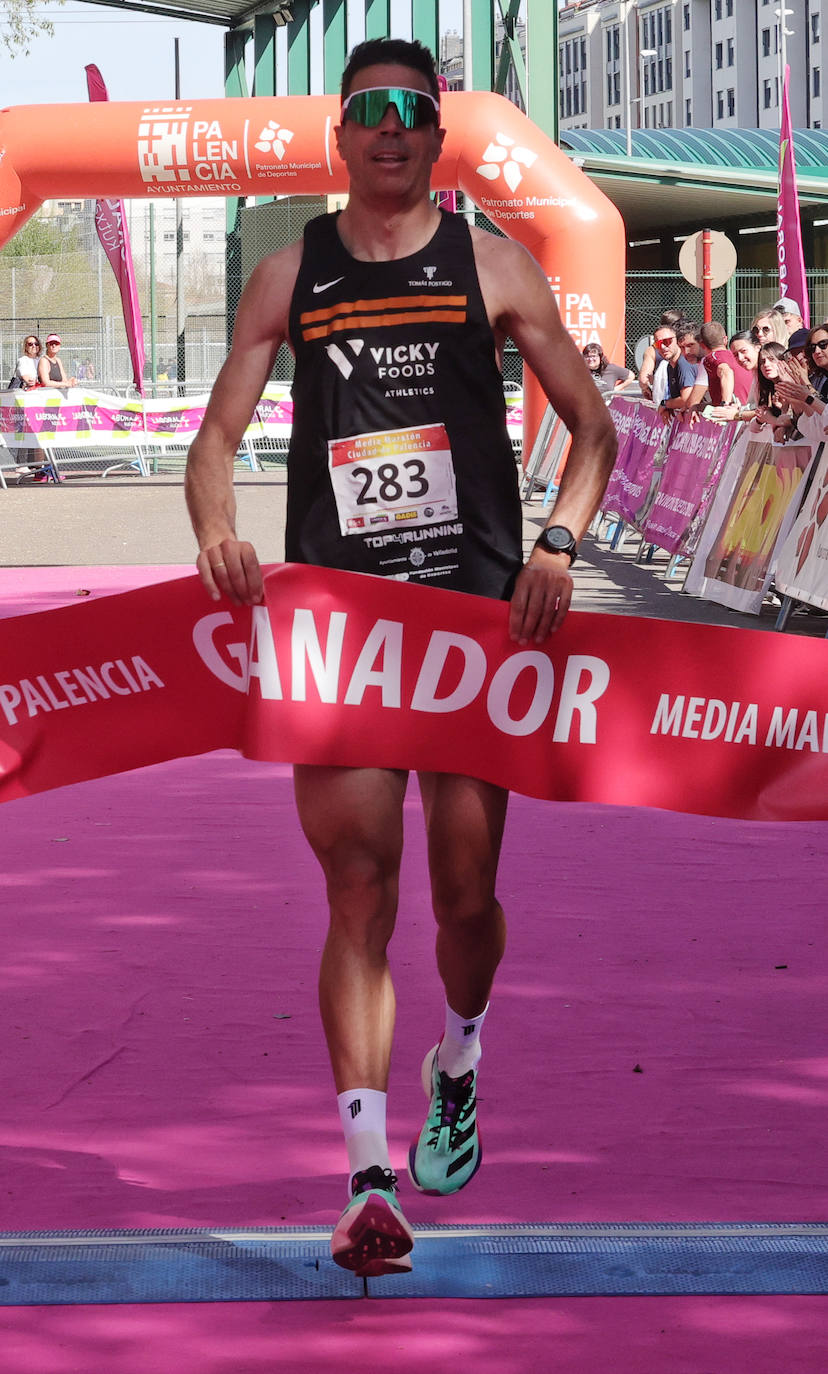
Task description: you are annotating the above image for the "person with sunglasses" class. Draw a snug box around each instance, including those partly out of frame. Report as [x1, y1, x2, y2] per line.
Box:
[774, 324, 828, 437]
[751, 309, 789, 347]
[12, 334, 41, 391]
[186, 37, 616, 1280]
[10, 335, 49, 479]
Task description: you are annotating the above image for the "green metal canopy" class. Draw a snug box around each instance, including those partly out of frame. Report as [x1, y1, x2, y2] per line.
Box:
[561, 127, 828, 176]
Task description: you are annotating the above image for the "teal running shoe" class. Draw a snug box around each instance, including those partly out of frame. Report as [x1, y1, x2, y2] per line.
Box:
[330, 1166, 414, 1277]
[407, 1044, 482, 1195]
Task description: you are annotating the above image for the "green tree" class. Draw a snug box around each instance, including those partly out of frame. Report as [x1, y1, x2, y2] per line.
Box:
[3, 0, 61, 56]
[0, 215, 71, 258]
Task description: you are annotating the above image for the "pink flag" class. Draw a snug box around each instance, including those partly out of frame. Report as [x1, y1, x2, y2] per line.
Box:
[778, 65, 810, 328]
[85, 64, 146, 394]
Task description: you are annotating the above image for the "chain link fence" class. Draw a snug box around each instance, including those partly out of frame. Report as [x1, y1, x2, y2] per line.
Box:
[5, 200, 828, 397]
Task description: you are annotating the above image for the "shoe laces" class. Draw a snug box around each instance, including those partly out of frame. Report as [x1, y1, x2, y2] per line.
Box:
[430, 1068, 475, 1145]
[350, 1164, 398, 1196]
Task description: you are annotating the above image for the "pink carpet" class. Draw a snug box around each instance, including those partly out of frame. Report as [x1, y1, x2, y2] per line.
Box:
[0, 567, 825, 1371]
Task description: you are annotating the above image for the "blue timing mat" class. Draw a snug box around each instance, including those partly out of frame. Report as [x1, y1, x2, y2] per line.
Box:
[0, 1223, 825, 1303]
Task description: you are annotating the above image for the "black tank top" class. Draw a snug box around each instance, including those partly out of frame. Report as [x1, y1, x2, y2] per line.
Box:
[285, 210, 522, 598]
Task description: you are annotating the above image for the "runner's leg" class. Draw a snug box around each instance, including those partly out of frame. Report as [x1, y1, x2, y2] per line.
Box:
[293, 763, 408, 1092]
[419, 772, 508, 1016]
[408, 773, 508, 1196]
[293, 763, 414, 1275]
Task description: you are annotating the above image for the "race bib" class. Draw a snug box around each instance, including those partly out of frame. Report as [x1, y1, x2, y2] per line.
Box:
[328, 423, 458, 537]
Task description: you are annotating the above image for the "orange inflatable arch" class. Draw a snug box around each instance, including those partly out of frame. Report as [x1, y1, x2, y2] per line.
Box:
[0, 91, 625, 452]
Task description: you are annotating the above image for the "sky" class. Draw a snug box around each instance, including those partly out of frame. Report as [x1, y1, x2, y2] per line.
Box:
[1, 0, 470, 107]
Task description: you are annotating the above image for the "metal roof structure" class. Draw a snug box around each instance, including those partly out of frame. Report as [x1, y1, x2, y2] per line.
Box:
[560, 129, 828, 238]
[76, 0, 293, 29]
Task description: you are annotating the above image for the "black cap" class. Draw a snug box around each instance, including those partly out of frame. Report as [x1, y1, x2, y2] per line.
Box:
[788, 328, 810, 350]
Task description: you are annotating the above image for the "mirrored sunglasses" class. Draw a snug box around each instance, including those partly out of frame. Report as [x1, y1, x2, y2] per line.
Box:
[341, 86, 440, 129]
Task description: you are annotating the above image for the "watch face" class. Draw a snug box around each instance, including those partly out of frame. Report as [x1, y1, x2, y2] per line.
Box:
[543, 526, 575, 552]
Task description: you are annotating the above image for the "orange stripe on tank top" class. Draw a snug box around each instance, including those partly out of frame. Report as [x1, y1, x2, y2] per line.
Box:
[300, 293, 468, 325]
[302, 308, 468, 341]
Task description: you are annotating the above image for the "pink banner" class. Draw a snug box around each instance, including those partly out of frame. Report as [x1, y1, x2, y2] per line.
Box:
[85, 64, 147, 394]
[778, 65, 810, 328]
[602, 405, 667, 527]
[2, 564, 828, 822]
[641, 418, 736, 555]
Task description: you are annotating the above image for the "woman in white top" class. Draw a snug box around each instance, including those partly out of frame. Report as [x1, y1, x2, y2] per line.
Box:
[14, 334, 41, 389]
[12, 335, 47, 477]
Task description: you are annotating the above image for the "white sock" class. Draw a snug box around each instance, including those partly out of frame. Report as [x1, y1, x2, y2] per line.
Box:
[436, 1001, 489, 1078]
[336, 1088, 391, 1188]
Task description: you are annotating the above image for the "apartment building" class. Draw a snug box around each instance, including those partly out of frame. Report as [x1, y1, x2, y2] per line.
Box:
[559, 0, 826, 133]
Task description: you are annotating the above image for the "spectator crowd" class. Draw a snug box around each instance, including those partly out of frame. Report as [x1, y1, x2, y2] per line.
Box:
[582, 295, 828, 444]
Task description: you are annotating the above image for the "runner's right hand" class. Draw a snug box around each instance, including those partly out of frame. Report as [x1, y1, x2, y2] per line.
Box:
[197, 538, 264, 605]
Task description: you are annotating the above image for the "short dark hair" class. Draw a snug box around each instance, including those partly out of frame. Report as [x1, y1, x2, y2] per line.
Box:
[341, 38, 440, 102]
[676, 321, 700, 342]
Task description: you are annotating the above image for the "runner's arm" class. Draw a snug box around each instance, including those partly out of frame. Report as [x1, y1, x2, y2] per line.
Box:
[185, 243, 301, 604]
[475, 234, 617, 642]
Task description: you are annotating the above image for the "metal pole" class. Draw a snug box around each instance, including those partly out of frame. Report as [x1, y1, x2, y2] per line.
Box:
[702, 228, 713, 323]
[463, 0, 473, 91]
[462, 0, 475, 225]
[623, 1, 632, 158]
[149, 202, 158, 392]
[175, 37, 186, 395]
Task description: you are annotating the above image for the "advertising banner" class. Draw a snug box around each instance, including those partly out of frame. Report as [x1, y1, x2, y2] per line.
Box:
[601, 404, 669, 527]
[774, 442, 828, 611]
[778, 65, 811, 328]
[86, 64, 147, 395]
[2, 564, 828, 822]
[640, 418, 736, 555]
[0, 385, 522, 452]
[685, 429, 814, 613]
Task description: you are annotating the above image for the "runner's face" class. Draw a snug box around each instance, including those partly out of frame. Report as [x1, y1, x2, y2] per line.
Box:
[335, 63, 445, 205]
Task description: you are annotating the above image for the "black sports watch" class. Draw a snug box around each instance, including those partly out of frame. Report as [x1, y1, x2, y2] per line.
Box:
[534, 525, 578, 566]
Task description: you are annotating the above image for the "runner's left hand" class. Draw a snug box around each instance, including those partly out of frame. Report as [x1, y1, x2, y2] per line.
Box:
[508, 553, 573, 644]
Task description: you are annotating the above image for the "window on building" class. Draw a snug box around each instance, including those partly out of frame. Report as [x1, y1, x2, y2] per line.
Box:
[606, 29, 612, 62]
[684, 50, 691, 77]
[658, 59, 664, 91]
[763, 78, 772, 108]
[666, 57, 672, 87]
[717, 90, 724, 119]
[714, 0, 722, 18]
[727, 88, 735, 116]
[726, 0, 733, 15]
[665, 10, 672, 44]
[715, 41, 723, 68]
[611, 29, 618, 61]
[813, 13, 820, 43]
[607, 72, 613, 103]
[582, 37, 587, 67]
[613, 71, 620, 103]
[727, 38, 734, 65]
[565, 87, 572, 117]
[657, 9, 663, 44]
[645, 106, 651, 128]
[762, 28, 771, 57]
[644, 65, 650, 96]
[815, 67, 821, 98]
[685, 97, 692, 123]
[684, 4, 690, 31]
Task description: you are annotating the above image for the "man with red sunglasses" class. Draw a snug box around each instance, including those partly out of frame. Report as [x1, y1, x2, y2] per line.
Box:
[187, 36, 615, 1279]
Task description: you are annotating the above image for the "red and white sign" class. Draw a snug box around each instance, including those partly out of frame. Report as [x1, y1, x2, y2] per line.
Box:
[2, 565, 828, 821]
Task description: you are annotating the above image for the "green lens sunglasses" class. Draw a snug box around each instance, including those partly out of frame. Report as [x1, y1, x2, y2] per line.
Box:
[341, 86, 440, 129]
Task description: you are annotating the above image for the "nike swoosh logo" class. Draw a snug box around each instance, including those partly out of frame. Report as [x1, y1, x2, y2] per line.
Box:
[313, 276, 345, 294]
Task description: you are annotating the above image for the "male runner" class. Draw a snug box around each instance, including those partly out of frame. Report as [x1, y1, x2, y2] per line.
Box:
[185, 37, 616, 1278]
